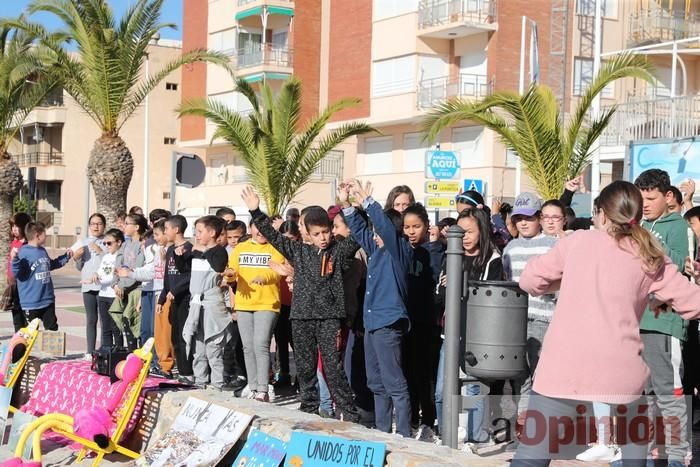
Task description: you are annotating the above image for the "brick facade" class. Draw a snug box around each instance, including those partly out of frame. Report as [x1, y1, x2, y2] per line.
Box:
[293, 0, 323, 124]
[328, 0, 372, 121]
[180, 0, 208, 142]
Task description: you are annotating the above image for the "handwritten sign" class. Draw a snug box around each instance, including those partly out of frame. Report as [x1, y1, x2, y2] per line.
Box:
[233, 428, 287, 467]
[135, 397, 253, 467]
[284, 432, 385, 467]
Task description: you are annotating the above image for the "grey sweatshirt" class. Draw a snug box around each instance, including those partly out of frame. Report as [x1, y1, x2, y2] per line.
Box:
[118, 237, 145, 291]
[75, 236, 107, 293]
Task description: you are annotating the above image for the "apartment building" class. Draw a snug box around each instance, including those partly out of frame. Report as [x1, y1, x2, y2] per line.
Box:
[597, 0, 700, 183]
[9, 40, 183, 241]
[181, 0, 578, 219]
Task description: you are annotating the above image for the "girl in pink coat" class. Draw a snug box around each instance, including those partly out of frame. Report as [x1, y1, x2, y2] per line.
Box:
[513, 181, 700, 466]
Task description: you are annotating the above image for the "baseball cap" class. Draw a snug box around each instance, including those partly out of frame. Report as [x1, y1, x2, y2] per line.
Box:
[512, 192, 542, 217]
[327, 205, 341, 221]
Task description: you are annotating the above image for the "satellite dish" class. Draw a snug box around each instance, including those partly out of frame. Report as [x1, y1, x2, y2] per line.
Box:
[175, 153, 206, 188]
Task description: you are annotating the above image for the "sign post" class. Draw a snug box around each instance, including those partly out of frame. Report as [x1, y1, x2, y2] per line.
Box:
[425, 150, 461, 223]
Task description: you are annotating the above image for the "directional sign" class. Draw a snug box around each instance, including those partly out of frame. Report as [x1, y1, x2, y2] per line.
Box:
[425, 150, 460, 180]
[463, 178, 485, 194]
[425, 181, 461, 194]
[425, 197, 456, 209]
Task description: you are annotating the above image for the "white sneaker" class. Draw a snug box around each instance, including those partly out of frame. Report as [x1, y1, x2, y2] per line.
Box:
[268, 384, 275, 402]
[83, 353, 93, 362]
[415, 424, 436, 442]
[240, 385, 254, 399]
[575, 444, 616, 462]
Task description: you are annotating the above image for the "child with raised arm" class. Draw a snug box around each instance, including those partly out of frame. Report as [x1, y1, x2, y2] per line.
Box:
[11, 222, 73, 331]
[340, 179, 414, 438]
[241, 186, 360, 422]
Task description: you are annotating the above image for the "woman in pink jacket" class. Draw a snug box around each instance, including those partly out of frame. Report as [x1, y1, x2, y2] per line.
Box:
[513, 180, 700, 466]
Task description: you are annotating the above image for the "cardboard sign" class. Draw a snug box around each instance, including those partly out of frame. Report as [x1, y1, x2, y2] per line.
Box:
[284, 432, 385, 467]
[8, 411, 37, 460]
[135, 397, 252, 467]
[233, 428, 287, 467]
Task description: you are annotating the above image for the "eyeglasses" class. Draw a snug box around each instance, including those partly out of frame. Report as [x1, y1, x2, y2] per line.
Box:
[89, 222, 104, 227]
[104, 241, 114, 246]
[541, 215, 563, 222]
[125, 222, 137, 226]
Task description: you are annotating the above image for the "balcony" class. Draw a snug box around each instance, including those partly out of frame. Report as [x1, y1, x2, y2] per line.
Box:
[600, 95, 700, 147]
[418, 73, 491, 109]
[236, 44, 293, 81]
[418, 0, 497, 39]
[12, 152, 64, 166]
[235, 0, 294, 22]
[628, 9, 700, 47]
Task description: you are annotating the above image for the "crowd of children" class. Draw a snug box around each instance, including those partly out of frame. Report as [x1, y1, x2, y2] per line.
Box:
[6, 169, 700, 464]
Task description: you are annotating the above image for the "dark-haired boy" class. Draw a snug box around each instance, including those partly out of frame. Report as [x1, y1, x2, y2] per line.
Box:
[157, 215, 194, 383]
[225, 221, 247, 253]
[181, 215, 229, 389]
[635, 168, 692, 466]
[341, 180, 414, 437]
[11, 222, 73, 330]
[242, 187, 360, 421]
[215, 207, 236, 224]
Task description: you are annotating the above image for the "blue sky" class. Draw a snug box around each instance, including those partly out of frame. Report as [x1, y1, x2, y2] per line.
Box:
[0, 0, 183, 40]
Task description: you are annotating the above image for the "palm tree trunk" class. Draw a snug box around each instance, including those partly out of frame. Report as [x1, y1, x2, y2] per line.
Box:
[0, 155, 23, 296]
[87, 135, 134, 228]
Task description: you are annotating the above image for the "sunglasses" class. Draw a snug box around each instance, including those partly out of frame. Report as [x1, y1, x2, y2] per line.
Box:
[104, 241, 116, 246]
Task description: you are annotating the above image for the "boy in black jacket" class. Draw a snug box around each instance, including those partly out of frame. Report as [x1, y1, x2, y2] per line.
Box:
[156, 215, 194, 383]
[242, 186, 360, 422]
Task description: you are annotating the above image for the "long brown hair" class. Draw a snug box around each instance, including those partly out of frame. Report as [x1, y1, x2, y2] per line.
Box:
[598, 180, 665, 272]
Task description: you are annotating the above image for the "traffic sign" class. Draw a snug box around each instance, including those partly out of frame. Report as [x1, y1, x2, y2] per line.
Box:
[463, 178, 485, 194]
[425, 197, 456, 209]
[425, 150, 460, 180]
[425, 181, 461, 194]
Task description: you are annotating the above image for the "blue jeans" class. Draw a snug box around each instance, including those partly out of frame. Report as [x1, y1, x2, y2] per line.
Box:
[435, 340, 489, 442]
[140, 291, 157, 365]
[317, 368, 333, 413]
[365, 319, 411, 437]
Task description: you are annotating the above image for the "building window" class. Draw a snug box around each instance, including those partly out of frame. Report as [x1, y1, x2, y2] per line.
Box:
[575, 0, 617, 18]
[163, 137, 176, 145]
[371, 55, 417, 97]
[166, 82, 178, 91]
[209, 28, 237, 55]
[573, 57, 614, 98]
[374, 0, 419, 21]
[360, 136, 393, 175]
[403, 133, 428, 172]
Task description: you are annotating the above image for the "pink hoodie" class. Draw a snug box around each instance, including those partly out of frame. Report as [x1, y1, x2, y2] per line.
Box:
[520, 229, 700, 404]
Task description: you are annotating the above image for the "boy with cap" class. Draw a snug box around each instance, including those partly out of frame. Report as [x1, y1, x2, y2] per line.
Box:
[502, 192, 558, 416]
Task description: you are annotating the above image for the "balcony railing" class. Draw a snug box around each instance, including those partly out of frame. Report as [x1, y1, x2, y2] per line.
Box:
[418, 73, 491, 108]
[12, 152, 64, 166]
[600, 95, 700, 146]
[418, 0, 496, 29]
[237, 44, 293, 69]
[628, 9, 700, 45]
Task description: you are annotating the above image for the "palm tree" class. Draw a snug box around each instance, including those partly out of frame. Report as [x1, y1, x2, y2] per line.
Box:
[0, 24, 58, 292]
[11, 0, 233, 225]
[177, 78, 376, 216]
[422, 53, 654, 199]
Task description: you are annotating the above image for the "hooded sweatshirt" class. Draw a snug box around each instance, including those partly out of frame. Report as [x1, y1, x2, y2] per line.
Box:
[640, 211, 693, 341]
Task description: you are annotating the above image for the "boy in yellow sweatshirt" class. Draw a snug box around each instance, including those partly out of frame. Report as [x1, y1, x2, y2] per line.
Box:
[227, 223, 284, 401]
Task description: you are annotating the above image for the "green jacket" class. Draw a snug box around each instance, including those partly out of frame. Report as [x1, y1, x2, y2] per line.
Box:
[640, 212, 693, 341]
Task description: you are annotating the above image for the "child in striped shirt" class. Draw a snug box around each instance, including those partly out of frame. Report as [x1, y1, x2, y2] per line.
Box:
[502, 192, 557, 416]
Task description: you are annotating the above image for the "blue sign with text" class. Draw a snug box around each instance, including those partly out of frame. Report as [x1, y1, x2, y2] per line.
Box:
[463, 178, 484, 194]
[425, 150, 460, 180]
[284, 432, 385, 467]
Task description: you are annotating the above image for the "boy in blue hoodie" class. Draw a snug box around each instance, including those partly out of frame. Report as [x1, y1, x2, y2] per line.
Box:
[11, 222, 72, 330]
[340, 179, 414, 437]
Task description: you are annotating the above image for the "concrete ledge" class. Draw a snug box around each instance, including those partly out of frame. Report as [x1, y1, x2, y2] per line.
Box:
[149, 389, 505, 467]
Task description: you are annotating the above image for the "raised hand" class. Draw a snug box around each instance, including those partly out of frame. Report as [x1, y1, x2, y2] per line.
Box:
[350, 179, 373, 205]
[241, 185, 260, 211]
[564, 177, 580, 193]
[337, 180, 351, 208]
